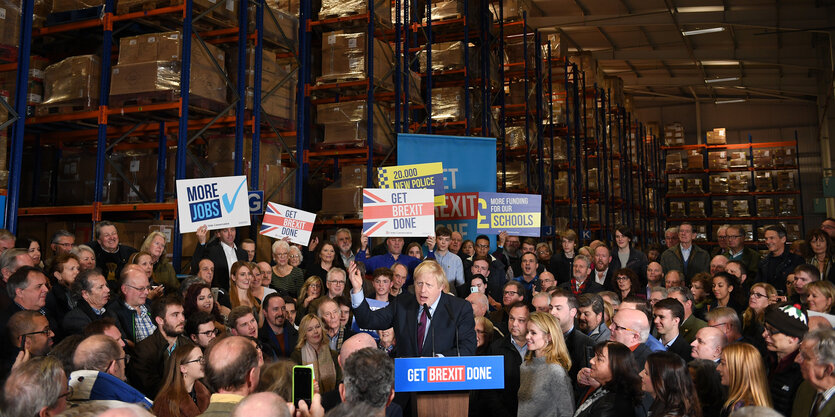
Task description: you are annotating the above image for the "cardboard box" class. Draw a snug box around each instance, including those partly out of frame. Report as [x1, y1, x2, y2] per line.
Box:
[320, 30, 393, 88]
[757, 198, 775, 217]
[431, 87, 465, 121]
[728, 151, 748, 168]
[316, 100, 387, 124]
[778, 197, 798, 217]
[708, 151, 727, 170]
[754, 171, 773, 191]
[712, 200, 728, 218]
[118, 31, 225, 67]
[709, 174, 728, 193]
[51, 0, 102, 13]
[322, 122, 392, 149]
[669, 201, 686, 218]
[110, 61, 226, 103]
[728, 173, 749, 193]
[418, 41, 465, 72]
[753, 149, 772, 168]
[776, 171, 795, 191]
[706, 127, 726, 145]
[0, 0, 20, 47]
[667, 178, 684, 194]
[320, 186, 363, 215]
[686, 178, 703, 193]
[488, 0, 539, 21]
[41, 55, 100, 106]
[732, 199, 750, 217]
[689, 201, 706, 217]
[666, 153, 682, 171]
[319, 0, 390, 24]
[251, 5, 298, 47]
[686, 149, 703, 169]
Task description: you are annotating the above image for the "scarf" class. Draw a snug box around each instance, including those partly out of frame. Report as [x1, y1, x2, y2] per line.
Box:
[569, 278, 587, 297]
[301, 342, 337, 392]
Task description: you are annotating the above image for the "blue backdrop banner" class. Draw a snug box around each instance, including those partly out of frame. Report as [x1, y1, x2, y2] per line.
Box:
[397, 134, 497, 247]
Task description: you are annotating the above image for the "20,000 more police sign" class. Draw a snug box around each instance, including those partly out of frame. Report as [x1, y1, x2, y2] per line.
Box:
[176, 176, 252, 233]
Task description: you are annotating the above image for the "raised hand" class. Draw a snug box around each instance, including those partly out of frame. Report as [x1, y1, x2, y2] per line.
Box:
[348, 261, 364, 293]
[196, 225, 209, 245]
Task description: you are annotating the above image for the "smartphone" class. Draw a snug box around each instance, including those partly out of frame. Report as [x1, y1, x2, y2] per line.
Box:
[470, 286, 478, 293]
[292, 365, 314, 407]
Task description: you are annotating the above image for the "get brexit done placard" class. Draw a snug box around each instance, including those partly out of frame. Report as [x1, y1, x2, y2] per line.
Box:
[362, 188, 435, 237]
[176, 176, 252, 233]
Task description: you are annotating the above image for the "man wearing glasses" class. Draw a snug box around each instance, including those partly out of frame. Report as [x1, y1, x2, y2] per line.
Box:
[1, 310, 53, 381]
[578, 308, 651, 389]
[107, 265, 156, 346]
[186, 311, 219, 348]
[489, 281, 525, 336]
[46, 230, 75, 272]
[70, 334, 152, 406]
[465, 236, 508, 306]
[721, 225, 761, 275]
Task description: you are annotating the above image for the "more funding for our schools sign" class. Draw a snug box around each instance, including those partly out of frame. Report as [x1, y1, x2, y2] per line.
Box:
[176, 176, 252, 233]
[259, 202, 317, 246]
[477, 192, 542, 236]
[377, 162, 446, 206]
[394, 356, 504, 392]
[362, 188, 435, 237]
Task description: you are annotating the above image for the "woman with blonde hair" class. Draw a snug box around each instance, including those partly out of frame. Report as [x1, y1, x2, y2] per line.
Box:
[141, 231, 179, 291]
[291, 314, 340, 393]
[229, 261, 261, 314]
[296, 275, 324, 318]
[71, 244, 97, 272]
[742, 282, 776, 339]
[716, 343, 772, 417]
[517, 311, 574, 417]
[152, 343, 210, 417]
[806, 280, 835, 313]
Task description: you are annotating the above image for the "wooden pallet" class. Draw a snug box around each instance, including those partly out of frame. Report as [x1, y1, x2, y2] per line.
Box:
[116, 0, 235, 29]
[109, 90, 180, 108]
[313, 140, 391, 154]
[261, 114, 295, 131]
[36, 101, 97, 116]
[46, 5, 105, 26]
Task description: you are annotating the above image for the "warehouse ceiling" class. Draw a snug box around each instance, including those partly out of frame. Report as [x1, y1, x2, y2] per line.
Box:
[527, 0, 835, 107]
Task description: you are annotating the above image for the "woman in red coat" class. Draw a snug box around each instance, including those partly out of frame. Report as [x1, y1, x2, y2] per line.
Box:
[153, 343, 210, 417]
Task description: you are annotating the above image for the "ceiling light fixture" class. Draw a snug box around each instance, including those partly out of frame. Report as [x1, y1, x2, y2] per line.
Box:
[700, 60, 740, 66]
[715, 99, 745, 104]
[705, 77, 740, 84]
[682, 27, 725, 36]
[676, 6, 725, 13]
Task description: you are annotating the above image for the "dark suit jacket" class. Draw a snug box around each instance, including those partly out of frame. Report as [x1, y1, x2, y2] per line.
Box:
[632, 343, 652, 370]
[558, 279, 605, 295]
[62, 298, 107, 336]
[564, 328, 594, 384]
[190, 238, 247, 292]
[352, 292, 476, 357]
[487, 335, 525, 417]
[258, 322, 298, 358]
[591, 268, 614, 291]
[105, 298, 152, 344]
[610, 248, 649, 285]
[792, 380, 835, 417]
[128, 329, 190, 398]
[665, 334, 693, 362]
[659, 244, 711, 281]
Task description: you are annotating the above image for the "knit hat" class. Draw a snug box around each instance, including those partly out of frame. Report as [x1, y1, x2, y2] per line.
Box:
[764, 304, 809, 339]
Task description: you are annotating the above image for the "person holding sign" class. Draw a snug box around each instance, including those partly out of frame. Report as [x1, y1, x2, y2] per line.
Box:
[191, 226, 247, 293]
[348, 260, 476, 358]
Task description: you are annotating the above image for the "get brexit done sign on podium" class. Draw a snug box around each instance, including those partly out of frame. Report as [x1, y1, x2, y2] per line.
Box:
[394, 356, 504, 392]
[176, 176, 251, 233]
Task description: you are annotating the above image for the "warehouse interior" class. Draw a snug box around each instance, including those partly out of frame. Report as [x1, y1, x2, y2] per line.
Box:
[0, 0, 833, 267]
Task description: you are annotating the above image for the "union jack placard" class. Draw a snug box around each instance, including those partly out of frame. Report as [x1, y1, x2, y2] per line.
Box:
[362, 188, 435, 237]
[259, 202, 316, 245]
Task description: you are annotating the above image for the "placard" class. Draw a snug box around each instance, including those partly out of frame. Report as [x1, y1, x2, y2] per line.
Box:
[259, 202, 316, 246]
[476, 192, 541, 236]
[362, 188, 435, 237]
[377, 162, 445, 206]
[394, 356, 504, 392]
[176, 176, 251, 233]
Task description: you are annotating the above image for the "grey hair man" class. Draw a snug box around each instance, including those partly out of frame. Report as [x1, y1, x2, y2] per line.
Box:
[1, 356, 68, 417]
[793, 328, 835, 417]
[339, 347, 395, 415]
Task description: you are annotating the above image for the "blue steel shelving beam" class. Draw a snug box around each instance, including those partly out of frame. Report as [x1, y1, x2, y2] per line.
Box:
[365, 0, 375, 187]
[599, 88, 610, 241]
[462, 0, 470, 136]
[394, 0, 402, 134]
[5, 0, 35, 232]
[173, 0, 195, 271]
[295, 0, 310, 207]
[425, 0, 432, 134]
[546, 42, 555, 244]
[480, 0, 490, 136]
[93, 0, 116, 217]
[157, 122, 166, 202]
[251, 0, 264, 190]
[571, 64, 582, 241]
[498, 1, 506, 191]
[522, 14, 531, 189]
[235, 1, 249, 177]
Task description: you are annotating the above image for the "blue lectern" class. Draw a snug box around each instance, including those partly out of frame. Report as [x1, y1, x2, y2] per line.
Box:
[394, 356, 504, 417]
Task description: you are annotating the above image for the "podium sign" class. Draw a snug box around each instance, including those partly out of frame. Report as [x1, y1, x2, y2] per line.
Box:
[394, 356, 504, 392]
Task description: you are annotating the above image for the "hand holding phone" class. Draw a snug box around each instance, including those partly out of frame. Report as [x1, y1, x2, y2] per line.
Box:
[292, 365, 314, 407]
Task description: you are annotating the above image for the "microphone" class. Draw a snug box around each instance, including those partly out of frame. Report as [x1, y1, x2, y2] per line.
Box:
[445, 301, 460, 357]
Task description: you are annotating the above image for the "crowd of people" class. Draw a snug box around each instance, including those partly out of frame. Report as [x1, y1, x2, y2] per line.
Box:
[3, 218, 835, 417]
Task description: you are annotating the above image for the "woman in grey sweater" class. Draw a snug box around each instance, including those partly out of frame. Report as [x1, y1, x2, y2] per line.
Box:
[518, 312, 575, 417]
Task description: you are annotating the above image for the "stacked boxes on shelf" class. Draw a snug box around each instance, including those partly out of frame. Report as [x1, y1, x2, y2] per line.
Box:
[110, 32, 227, 106]
[319, 0, 390, 24]
[319, 30, 393, 88]
[316, 101, 393, 148]
[0, 56, 48, 117]
[39, 55, 100, 115]
[320, 165, 372, 219]
[230, 47, 297, 122]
